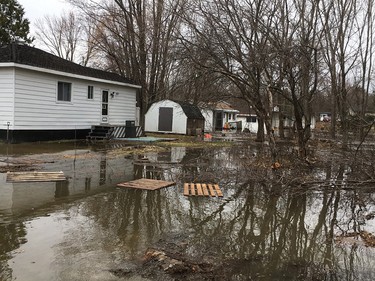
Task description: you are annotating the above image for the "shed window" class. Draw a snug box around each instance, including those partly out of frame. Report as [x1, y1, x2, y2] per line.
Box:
[57, 82, 72, 102]
[88, 85, 94, 99]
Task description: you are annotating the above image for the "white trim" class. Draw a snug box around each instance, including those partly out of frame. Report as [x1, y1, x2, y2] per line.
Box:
[0, 62, 142, 89]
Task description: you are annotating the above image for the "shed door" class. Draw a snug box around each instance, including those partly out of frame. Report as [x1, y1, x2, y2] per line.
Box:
[158, 107, 173, 131]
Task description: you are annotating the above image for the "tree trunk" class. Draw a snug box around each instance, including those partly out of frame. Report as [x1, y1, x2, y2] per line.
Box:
[256, 117, 265, 142]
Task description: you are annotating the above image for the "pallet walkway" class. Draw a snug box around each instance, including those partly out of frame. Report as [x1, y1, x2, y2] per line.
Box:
[183, 183, 223, 197]
[117, 178, 175, 190]
[6, 171, 66, 183]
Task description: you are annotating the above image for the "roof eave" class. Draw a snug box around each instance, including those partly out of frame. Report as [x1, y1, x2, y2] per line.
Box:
[0, 62, 141, 89]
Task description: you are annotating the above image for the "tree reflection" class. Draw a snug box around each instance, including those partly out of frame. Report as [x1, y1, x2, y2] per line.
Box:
[2, 145, 369, 280]
[74, 145, 375, 279]
[0, 222, 27, 280]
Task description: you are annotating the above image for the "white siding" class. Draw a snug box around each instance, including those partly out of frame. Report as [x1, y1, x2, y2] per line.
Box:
[107, 86, 136, 125]
[144, 100, 187, 134]
[237, 115, 259, 133]
[0, 68, 15, 129]
[12, 68, 137, 130]
[201, 109, 214, 132]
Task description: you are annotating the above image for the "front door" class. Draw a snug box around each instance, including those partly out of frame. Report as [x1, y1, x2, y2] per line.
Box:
[101, 90, 109, 123]
[215, 112, 223, 130]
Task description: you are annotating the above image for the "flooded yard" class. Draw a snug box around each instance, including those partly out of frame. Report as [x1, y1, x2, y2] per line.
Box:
[1, 140, 375, 280]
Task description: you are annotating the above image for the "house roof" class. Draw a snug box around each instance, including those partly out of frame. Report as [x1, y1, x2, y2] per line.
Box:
[0, 43, 137, 85]
[200, 101, 239, 113]
[176, 101, 205, 120]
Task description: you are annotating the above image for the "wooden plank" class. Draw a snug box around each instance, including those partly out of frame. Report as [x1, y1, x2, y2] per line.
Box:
[190, 183, 196, 196]
[6, 171, 66, 183]
[207, 184, 216, 196]
[196, 183, 203, 196]
[117, 178, 175, 190]
[214, 184, 223, 197]
[183, 183, 190, 196]
[183, 182, 223, 198]
[202, 184, 209, 196]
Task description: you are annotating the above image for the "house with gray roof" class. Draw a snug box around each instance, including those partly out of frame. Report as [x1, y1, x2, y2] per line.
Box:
[0, 43, 141, 143]
[144, 99, 205, 135]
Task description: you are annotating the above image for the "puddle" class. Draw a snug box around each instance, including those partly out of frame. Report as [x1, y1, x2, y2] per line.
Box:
[1, 142, 375, 280]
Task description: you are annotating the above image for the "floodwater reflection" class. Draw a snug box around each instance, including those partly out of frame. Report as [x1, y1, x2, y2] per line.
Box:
[0, 144, 375, 280]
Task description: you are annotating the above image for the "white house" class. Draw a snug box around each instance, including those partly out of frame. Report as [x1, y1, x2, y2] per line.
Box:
[0, 43, 141, 143]
[200, 101, 240, 132]
[237, 114, 259, 133]
[238, 105, 316, 136]
[144, 99, 205, 135]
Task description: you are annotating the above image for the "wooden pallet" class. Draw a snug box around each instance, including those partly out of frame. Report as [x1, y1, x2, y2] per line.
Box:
[6, 171, 66, 183]
[117, 178, 175, 190]
[183, 183, 223, 197]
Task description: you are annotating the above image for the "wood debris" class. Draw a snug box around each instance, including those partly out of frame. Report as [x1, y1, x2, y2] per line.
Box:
[6, 171, 66, 182]
[183, 183, 223, 197]
[117, 178, 175, 190]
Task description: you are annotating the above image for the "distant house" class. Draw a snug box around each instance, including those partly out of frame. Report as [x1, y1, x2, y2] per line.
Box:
[237, 114, 259, 133]
[0, 43, 141, 143]
[238, 106, 316, 136]
[200, 101, 239, 132]
[319, 112, 331, 122]
[144, 99, 205, 135]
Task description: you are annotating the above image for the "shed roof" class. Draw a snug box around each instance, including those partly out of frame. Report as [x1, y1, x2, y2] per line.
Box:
[176, 101, 205, 120]
[0, 43, 136, 85]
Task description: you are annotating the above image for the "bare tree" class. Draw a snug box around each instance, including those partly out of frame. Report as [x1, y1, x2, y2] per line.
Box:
[319, 0, 360, 146]
[268, 0, 323, 157]
[168, 48, 233, 104]
[35, 12, 81, 62]
[179, 0, 281, 159]
[67, 0, 186, 126]
[355, 0, 375, 142]
[179, 0, 326, 159]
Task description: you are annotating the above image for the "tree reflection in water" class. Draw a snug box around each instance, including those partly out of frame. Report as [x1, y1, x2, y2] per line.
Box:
[78, 146, 375, 280]
[1, 145, 375, 280]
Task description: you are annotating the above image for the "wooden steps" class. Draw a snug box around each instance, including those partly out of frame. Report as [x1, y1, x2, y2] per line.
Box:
[6, 171, 66, 183]
[183, 183, 223, 197]
[86, 125, 114, 141]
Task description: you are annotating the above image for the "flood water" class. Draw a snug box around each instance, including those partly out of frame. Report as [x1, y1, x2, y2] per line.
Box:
[1, 141, 375, 280]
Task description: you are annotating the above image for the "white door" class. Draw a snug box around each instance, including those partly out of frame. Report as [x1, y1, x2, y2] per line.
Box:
[101, 90, 109, 123]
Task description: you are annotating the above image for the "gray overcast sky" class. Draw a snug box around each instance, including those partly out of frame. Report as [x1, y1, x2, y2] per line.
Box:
[18, 0, 72, 31]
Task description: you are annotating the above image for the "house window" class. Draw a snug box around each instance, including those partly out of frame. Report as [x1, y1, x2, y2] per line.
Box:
[87, 85, 94, 99]
[57, 82, 72, 102]
[229, 113, 232, 120]
[246, 116, 257, 123]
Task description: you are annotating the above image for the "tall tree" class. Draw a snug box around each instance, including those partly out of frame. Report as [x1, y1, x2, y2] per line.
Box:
[0, 0, 33, 44]
[34, 12, 96, 65]
[269, 0, 323, 157]
[68, 0, 185, 125]
[35, 12, 80, 62]
[180, 0, 280, 159]
[319, 0, 359, 146]
[356, 0, 375, 141]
